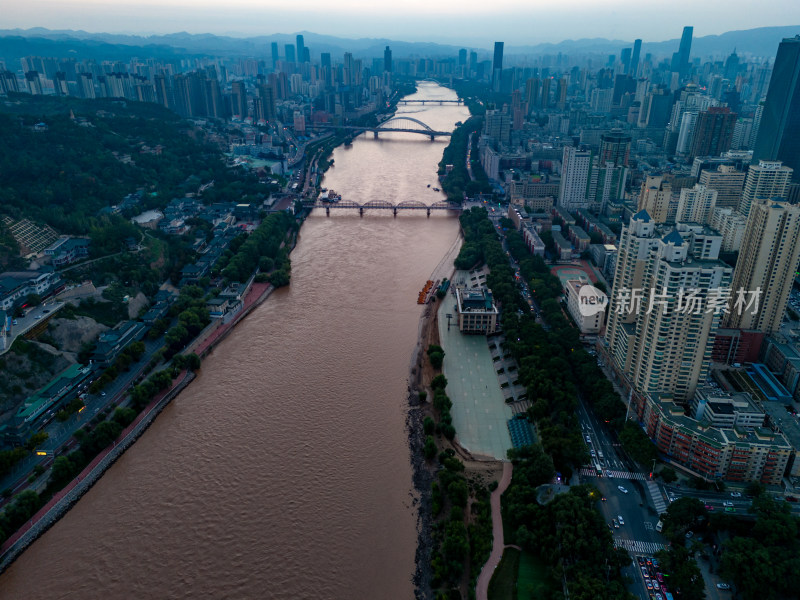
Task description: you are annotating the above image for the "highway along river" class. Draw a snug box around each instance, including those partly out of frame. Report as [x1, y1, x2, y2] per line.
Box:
[0, 81, 467, 599]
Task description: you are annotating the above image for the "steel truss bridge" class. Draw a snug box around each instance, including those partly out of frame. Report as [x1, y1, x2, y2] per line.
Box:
[302, 199, 462, 217]
[314, 116, 451, 140]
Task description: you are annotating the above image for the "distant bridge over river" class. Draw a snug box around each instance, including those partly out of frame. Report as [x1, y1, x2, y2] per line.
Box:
[397, 99, 463, 105]
[302, 199, 462, 217]
[314, 116, 452, 140]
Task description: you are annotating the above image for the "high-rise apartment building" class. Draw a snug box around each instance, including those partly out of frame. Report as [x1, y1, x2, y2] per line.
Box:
[558, 146, 592, 212]
[689, 107, 737, 160]
[738, 160, 793, 216]
[676, 184, 718, 224]
[599, 129, 632, 166]
[699, 165, 745, 209]
[606, 211, 732, 402]
[725, 198, 800, 334]
[751, 36, 800, 181]
[638, 176, 674, 223]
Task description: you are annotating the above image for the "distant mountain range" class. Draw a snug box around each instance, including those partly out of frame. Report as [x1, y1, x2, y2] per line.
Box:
[0, 26, 798, 64]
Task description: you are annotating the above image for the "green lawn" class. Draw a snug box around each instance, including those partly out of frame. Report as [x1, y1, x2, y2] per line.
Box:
[488, 547, 520, 600]
[517, 550, 557, 599]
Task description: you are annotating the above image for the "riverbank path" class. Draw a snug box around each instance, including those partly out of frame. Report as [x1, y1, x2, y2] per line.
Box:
[476, 461, 513, 600]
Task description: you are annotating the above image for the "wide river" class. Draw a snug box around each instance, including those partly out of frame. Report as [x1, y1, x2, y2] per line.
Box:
[0, 82, 467, 599]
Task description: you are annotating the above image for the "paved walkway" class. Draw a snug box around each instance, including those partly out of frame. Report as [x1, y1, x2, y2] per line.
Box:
[476, 461, 513, 600]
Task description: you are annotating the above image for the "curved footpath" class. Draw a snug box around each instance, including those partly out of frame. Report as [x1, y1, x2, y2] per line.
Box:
[476, 461, 513, 600]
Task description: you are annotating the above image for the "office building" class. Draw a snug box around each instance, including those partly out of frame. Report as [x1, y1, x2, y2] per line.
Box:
[631, 39, 642, 77]
[492, 42, 503, 91]
[296, 35, 305, 64]
[271, 42, 279, 67]
[384, 46, 392, 72]
[725, 197, 800, 334]
[738, 160, 793, 216]
[284, 44, 296, 64]
[456, 288, 498, 334]
[751, 36, 800, 181]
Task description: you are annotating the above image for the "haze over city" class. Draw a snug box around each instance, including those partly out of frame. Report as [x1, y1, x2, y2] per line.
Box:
[5, 0, 800, 46]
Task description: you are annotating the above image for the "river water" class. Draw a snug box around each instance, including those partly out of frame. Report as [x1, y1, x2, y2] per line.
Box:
[0, 82, 467, 599]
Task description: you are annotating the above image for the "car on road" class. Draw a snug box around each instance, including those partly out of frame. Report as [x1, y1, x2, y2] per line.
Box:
[716, 583, 731, 590]
[100, 391, 106, 397]
[730, 492, 742, 498]
[705, 504, 715, 511]
[641, 566, 649, 578]
[686, 530, 694, 539]
[617, 515, 624, 525]
[618, 485, 628, 493]
[637, 557, 645, 566]
[612, 518, 619, 528]
[786, 496, 799, 502]
[725, 507, 736, 513]
[585, 434, 591, 443]
[723, 501, 734, 507]
[606, 470, 613, 478]
[590, 449, 596, 457]
[646, 580, 653, 590]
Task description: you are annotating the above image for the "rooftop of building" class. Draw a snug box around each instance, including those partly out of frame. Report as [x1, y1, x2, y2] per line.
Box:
[457, 287, 498, 313]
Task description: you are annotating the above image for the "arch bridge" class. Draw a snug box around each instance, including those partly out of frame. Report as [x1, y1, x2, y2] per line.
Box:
[301, 199, 462, 217]
[313, 117, 451, 140]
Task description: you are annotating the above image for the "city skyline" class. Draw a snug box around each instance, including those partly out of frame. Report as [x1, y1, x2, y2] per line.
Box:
[4, 0, 800, 47]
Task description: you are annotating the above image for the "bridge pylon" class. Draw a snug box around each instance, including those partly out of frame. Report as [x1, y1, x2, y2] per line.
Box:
[359, 207, 364, 217]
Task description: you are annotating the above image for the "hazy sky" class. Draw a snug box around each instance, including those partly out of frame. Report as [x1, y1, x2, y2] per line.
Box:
[4, 0, 800, 47]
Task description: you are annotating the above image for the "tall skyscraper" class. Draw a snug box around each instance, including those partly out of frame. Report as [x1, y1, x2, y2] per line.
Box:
[631, 39, 642, 77]
[492, 42, 504, 91]
[751, 36, 800, 181]
[458, 49, 467, 67]
[678, 26, 693, 77]
[384, 46, 392, 72]
[606, 211, 732, 401]
[271, 42, 279, 67]
[284, 44, 296, 63]
[296, 35, 305, 63]
[620, 48, 632, 74]
[725, 198, 800, 334]
[738, 160, 793, 216]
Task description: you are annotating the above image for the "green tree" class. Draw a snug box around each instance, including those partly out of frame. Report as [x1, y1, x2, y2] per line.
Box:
[424, 436, 437, 460]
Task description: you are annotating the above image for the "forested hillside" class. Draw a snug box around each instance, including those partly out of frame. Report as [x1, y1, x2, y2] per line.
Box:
[0, 93, 267, 264]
